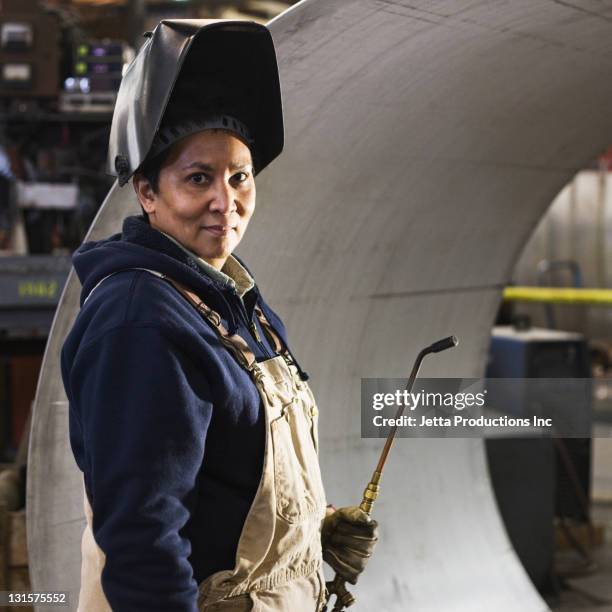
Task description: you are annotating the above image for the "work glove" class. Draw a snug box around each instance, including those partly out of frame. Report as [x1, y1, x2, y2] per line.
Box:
[320, 506, 379, 585]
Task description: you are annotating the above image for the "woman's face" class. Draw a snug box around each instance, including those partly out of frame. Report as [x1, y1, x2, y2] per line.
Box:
[134, 129, 256, 270]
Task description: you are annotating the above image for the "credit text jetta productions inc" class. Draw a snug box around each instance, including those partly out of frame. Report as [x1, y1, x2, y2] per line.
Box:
[371, 390, 553, 428]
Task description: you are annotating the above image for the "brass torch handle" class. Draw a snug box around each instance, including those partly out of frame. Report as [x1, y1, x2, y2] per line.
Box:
[323, 471, 382, 611]
[326, 575, 355, 611]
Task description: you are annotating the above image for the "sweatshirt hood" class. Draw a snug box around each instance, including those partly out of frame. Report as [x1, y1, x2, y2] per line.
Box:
[72, 215, 240, 325]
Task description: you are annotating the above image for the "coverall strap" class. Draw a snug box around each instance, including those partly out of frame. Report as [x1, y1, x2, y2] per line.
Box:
[254, 305, 285, 355]
[162, 276, 258, 372]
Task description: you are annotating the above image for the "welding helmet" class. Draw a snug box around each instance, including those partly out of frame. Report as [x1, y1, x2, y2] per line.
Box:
[107, 19, 284, 186]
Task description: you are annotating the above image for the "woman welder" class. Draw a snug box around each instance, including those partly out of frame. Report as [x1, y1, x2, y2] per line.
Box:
[61, 20, 378, 612]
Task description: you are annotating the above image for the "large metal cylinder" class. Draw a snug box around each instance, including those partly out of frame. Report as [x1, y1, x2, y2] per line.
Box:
[27, 1, 612, 610]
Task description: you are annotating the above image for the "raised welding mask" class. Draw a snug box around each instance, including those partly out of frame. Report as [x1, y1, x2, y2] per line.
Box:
[107, 19, 284, 186]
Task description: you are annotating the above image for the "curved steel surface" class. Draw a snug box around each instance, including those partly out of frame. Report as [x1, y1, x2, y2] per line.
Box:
[27, 1, 612, 610]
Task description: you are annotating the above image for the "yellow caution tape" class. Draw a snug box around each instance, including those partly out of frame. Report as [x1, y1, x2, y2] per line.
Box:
[504, 286, 612, 305]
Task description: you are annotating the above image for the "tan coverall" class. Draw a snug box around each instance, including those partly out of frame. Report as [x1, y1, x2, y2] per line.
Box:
[78, 271, 328, 611]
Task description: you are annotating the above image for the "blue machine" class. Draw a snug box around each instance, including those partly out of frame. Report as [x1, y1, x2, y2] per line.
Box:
[486, 325, 592, 594]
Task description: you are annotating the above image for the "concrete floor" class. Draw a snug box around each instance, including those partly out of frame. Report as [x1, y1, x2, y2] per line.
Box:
[550, 437, 612, 612]
[550, 504, 612, 612]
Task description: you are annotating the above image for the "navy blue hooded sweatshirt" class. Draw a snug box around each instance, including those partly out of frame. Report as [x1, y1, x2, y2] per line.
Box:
[61, 214, 308, 611]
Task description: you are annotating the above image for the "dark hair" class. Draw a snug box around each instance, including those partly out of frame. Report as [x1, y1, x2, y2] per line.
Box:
[135, 148, 172, 194]
[133, 148, 171, 219]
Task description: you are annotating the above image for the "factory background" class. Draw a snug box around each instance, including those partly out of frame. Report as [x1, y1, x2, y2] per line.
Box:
[1, 1, 612, 610]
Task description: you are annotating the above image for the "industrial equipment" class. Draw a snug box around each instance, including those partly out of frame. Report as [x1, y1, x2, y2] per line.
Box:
[0, 0, 60, 104]
[487, 325, 592, 593]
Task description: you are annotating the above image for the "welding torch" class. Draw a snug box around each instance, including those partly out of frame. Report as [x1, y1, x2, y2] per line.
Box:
[323, 335, 459, 612]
